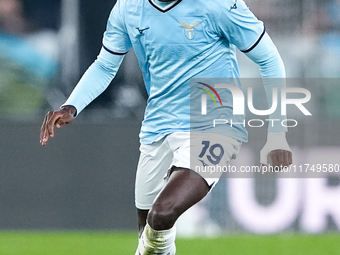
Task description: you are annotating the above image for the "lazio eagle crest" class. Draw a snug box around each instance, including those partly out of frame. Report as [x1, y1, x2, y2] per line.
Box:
[179, 21, 202, 40]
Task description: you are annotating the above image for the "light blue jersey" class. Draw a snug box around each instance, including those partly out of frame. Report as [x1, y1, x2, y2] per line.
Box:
[105, 0, 263, 143]
[64, 0, 285, 144]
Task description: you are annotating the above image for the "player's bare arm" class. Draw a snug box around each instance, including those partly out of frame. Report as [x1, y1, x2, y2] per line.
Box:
[39, 48, 125, 147]
[40, 105, 76, 146]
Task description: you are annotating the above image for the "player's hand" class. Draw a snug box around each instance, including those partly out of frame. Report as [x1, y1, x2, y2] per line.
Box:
[40, 105, 77, 146]
[260, 132, 292, 169]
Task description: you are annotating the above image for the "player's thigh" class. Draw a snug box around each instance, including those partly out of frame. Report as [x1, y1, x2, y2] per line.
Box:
[135, 138, 173, 210]
[148, 167, 210, 230]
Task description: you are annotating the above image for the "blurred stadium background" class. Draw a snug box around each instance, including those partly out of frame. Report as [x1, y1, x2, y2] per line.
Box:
[0, 0, 340, 254]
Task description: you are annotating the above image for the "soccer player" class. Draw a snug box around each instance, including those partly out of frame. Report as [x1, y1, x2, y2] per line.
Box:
[40, 0, 293, 254]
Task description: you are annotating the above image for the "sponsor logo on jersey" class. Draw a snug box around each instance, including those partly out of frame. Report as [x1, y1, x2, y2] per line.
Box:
[229, 0, 238, 11]
[179, 21, 202, 40]
[136, 27, 150, 34]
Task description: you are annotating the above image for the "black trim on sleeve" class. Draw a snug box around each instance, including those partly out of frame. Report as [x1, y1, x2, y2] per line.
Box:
[241, 27, 266, 53]
[103, 45, 128, 55]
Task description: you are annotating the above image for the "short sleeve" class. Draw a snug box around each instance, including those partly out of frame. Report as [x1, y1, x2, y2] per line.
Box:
[102, 0, 132, 54]
[217, 0, 265, 52]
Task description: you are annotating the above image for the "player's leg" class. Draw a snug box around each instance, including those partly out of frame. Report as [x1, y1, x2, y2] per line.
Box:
[147, 167, 209, 230]
[134, 138, 173, 255]
[137, 167, 209, 255]
[137, 209, 148, 236]
[138, 132, 241, 255]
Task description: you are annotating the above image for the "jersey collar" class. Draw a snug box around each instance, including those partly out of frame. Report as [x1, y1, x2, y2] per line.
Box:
[148, 0, 182, 13]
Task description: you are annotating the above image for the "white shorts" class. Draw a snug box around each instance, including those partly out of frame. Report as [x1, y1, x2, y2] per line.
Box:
[135, 132, 241, 210]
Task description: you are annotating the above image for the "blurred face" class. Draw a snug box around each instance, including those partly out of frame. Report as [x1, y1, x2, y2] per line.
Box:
[0, 0, 26, 33]
[0, 0, 23, 18]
